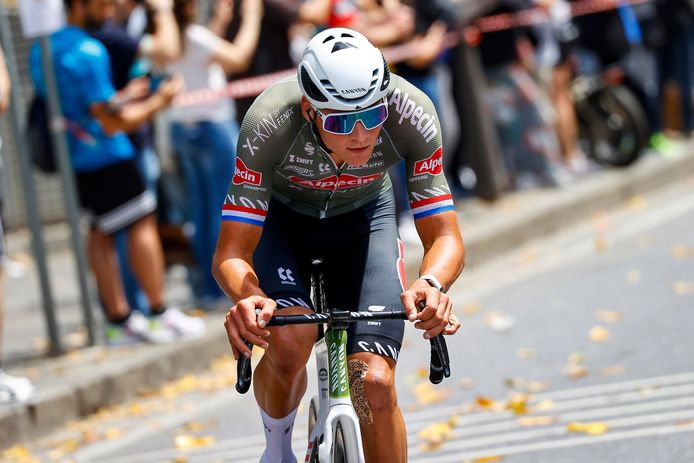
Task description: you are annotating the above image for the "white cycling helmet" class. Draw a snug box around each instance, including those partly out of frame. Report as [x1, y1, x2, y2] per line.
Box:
[298, 28, 391, 111]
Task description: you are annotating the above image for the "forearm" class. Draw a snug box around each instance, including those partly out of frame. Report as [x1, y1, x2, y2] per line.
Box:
[101, 93, 166, 135]
[213, 255, 266, 303]
[228, 13, 261, 71]
[148, 9, 181, 63]
[418, 234, 465, 291]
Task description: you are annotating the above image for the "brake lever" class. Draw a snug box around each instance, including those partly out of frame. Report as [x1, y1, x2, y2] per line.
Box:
[235, 339, 254, 394]
[417, 301, 451, 384]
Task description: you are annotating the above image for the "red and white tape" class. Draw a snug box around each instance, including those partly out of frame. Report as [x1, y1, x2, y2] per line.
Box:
[174, 0, 653, 107]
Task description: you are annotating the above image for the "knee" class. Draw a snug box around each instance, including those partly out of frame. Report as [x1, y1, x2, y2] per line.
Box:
[264, 323, 316, 381]
[363, 366, 397, 414]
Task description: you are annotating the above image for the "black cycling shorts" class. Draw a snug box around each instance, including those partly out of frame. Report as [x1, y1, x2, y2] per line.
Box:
[76, 159, 156, 235]
[253, 190, 407, 362]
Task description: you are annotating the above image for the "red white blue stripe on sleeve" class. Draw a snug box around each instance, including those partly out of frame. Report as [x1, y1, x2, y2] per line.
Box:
[410, 194, 455, 220]
[221, 204, 267, 226]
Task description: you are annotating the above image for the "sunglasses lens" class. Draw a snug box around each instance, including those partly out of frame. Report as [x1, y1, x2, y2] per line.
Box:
[322, 104, 388, 134]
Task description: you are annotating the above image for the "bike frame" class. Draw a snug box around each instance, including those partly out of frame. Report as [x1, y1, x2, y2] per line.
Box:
[307, 329, 365, 463]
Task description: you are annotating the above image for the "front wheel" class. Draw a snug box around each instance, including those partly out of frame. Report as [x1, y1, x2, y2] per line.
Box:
[333, 419, 360, 463]
[307, 395, 320, 463]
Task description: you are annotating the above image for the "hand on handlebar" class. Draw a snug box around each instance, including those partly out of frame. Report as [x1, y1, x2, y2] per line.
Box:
[401, 280, 461, 338]
[224, 295, 275, 360]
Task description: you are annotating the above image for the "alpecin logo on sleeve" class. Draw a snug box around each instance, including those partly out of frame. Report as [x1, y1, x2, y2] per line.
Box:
[233, 158, 262, 186]
[413, 147, 443, 176]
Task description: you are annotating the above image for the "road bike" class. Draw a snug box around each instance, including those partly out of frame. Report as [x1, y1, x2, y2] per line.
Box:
[235, 259, 451, 462]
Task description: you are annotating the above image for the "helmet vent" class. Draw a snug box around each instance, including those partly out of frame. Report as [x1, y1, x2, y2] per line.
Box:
[331, 42, 357, 53]
[380, 55, 390, 92]
[322, 35, 335, 44]
[340, 32, 355, 38]
[300, 66, 328, 102]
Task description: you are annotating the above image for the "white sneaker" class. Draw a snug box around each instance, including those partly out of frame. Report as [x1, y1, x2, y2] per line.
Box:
[0, 370, 36, 405]
[157, 307, 207, 340]
[106, 311, 176, 345]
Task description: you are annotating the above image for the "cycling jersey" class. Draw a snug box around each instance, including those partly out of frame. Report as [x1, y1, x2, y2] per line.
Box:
[222, 73, 454, 223]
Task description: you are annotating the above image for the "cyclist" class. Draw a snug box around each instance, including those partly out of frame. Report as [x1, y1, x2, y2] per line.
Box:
[213, 27, 465, 462]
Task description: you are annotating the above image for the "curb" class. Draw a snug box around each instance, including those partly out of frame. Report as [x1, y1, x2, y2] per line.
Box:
[2, 151, 693, 450]
[0, 325, 229, 450]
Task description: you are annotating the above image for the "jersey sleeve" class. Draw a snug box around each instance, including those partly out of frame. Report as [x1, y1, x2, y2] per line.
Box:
[77, 39, 117, 107]
[221, 81, 298, 226]
[388, 76, 455, 220]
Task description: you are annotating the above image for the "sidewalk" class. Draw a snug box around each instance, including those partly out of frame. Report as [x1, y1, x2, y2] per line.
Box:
[2, 148, 694, 449]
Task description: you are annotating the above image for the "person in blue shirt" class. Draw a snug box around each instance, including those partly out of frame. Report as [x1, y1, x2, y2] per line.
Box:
[29, 0, 205, 344]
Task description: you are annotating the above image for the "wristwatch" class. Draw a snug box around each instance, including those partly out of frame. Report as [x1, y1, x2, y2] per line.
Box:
[419, 274, 445, 293]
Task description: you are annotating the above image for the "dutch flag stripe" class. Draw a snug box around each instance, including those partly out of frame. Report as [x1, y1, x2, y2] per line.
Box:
[221, 215, 265, 226]
[411, 196, 455, 220]
[222, 204, 268, 217]
[410, 194, 453, 209]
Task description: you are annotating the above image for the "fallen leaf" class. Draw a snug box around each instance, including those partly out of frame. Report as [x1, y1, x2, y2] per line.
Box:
[567, 421, 608, 435]
[526, 381, 551, 393]
[589, 326, 611, 342]
[626, 271, 641, 285]
[596, 309, 622, 324]
[673, 281, 694, 295]
[105, 428, 123, 440]
[600, 365, 625, 377]
[473, 456, 504, 462]
[174, 435, 216, 451]
[518, 416, 558, 427]
[672, 245, 694, 260]
[515, 347, 538, 360]
[567, 352, 584, 365]
[412, 382, 450, 405]
[475, 395, 496, 409]
[461, 302, 482, 316]
[458, 378, 476, 389]
[565, 364, 588, 380]
[505, 394, 529, 415]
[484, 311, 516, 332]
[533, 399, 556, 411]
[418, 421, 453, 445]
[626, 195, 646, 212]
[594, 237, 608, 252]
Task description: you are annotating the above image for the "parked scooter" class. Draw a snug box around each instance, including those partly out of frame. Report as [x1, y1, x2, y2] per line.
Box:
[571, 61, 650, 167]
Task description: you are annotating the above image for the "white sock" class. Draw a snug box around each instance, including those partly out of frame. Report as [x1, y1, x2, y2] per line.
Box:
[259, 408, 298, 463]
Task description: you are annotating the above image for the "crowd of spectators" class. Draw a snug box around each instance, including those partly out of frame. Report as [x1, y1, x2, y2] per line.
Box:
[1, 0, 693, 403]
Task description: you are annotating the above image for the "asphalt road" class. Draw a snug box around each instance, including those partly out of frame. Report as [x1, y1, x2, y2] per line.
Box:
[19, 178, 694, 463]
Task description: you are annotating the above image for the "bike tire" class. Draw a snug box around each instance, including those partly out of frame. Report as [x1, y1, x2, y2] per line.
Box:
[582, 85, 650, 167]
[308, 395, 320, 463]
[333, 419, 360, 463]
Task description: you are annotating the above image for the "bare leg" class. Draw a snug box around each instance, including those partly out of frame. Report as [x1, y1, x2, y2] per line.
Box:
[350, 352, 407, 463]
[87, 228, 129, 320]
[126, 214, 165, 309]
[253, 306, 317, 417]
[552, 62, 580, 164]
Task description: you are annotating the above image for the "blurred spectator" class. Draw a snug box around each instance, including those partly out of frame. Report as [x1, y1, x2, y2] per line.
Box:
[388, 0, 457, 242]
[653, 0, 694, 137]
[89, 0, 182, 314]
[167, 0, 262, 307]
[478, 0, 566, 189]
[223, 0, 331, 121]
[532, 0, 588, 175]
[0, 46, 36, 405]
[29, 0, 204, 345]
